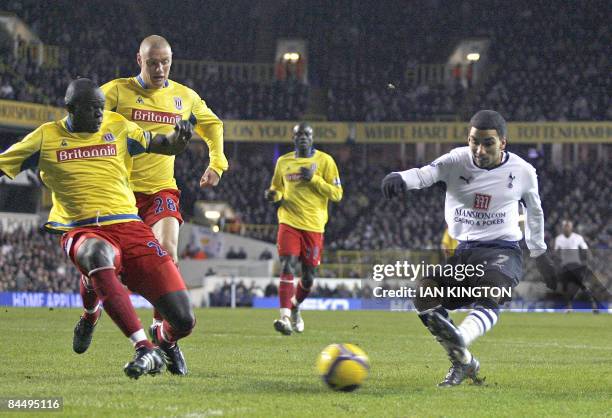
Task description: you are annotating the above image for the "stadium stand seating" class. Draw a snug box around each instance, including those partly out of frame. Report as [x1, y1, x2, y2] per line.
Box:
[1, 0, 609, 121]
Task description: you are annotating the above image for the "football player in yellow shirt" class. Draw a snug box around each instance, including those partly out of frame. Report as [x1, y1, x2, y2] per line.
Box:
[264, 123, 343, 335]
[441, 226, 458, 258]
[0, 79, 195, 379]
[73, 36, 227, 375]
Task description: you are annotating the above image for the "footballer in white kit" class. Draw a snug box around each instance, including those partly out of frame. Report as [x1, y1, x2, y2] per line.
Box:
[382, 110, 556, 387]
[554, 220, 600, 313]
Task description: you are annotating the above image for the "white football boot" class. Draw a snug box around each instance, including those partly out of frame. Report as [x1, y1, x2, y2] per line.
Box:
[273, 316, 293, 335]
[291, 306, 304, 333]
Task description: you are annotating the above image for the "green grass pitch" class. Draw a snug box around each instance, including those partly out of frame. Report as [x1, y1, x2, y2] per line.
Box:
[1, 308, 611, 417]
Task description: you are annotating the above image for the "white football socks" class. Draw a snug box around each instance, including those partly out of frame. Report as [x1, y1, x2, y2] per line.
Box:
[458, 306, 499, 346]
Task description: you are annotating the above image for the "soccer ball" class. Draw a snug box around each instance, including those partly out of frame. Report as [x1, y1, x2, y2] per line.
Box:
[316, 343, 370, 391]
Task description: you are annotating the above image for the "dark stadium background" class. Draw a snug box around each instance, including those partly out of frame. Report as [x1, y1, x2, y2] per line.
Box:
[0, 0, 609, 306]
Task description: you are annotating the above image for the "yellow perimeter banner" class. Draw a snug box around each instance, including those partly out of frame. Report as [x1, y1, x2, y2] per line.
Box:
[355, 122, 612, 143]
[223, 120, 349, 143]
[1, 100, 610, 143]
[0, 99, 65, 129]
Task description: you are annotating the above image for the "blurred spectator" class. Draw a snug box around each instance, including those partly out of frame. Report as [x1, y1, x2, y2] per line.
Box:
[264, 280, 278, 297]
[259, 248, 273, 260]
[225, 247, 239, 259]
[0, 77, 15, 99]
[181, 243, 207, 260]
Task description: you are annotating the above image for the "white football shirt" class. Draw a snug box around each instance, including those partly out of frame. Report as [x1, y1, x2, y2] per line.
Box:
[554, 233, 588, 266]
[397, 147, 546, 257]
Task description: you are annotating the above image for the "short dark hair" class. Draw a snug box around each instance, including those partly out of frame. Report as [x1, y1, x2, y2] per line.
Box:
[470, 110, 507, 139]
[64, 78, 98, 106]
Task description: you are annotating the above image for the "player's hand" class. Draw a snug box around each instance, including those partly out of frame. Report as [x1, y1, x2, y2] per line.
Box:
[148, 121, 194, 155]
[300, 166, 314, 181]
[264, 189, 277, 202]
[535, 253, 557, 290]
[175, 120, 194, 141]
[200, 167, 220, 188]
[173, 120, 193, 149]
[381, 173, 407, 199]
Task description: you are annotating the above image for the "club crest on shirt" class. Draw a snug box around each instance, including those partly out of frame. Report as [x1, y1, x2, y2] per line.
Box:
[508, 172, 516, 188]
[136, 96, 144, 104]
[60, 139, 68, 147]
[174, 97, 183, 110]
[103, 133, 116, 142]
[473, 193, 492, 210]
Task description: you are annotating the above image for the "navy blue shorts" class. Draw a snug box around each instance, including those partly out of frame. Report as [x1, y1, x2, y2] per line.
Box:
[454, 240, 523, 286]
[432, 240, 523, 309]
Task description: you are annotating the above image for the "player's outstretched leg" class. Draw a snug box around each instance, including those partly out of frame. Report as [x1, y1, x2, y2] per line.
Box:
[73, 275, 102, 354]
[426, 311, 482, 387]
[414, 279, 470, 361]
[456, 300, 499, 347]
[414, 278, 481, 386]
[151, 289, 195, 375]
[428, 297, 500, 387]
[73, 237, 164, 378]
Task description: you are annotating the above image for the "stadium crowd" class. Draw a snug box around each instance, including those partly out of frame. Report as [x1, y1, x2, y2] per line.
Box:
[0, 0, 307, 117]
[0, 225, 79, 292]
[1, 1, 610, 121]
[469, 1, 611, 121]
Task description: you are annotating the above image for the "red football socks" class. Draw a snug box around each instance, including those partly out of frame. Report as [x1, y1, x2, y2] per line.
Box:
[80, 275, 101, 324]
[89, 268, 142, 338]
[152, 308, 163, 323]
[279, 273, 295, 309]
[156, 319, 194, 347]
[295, 280, 311, 305]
